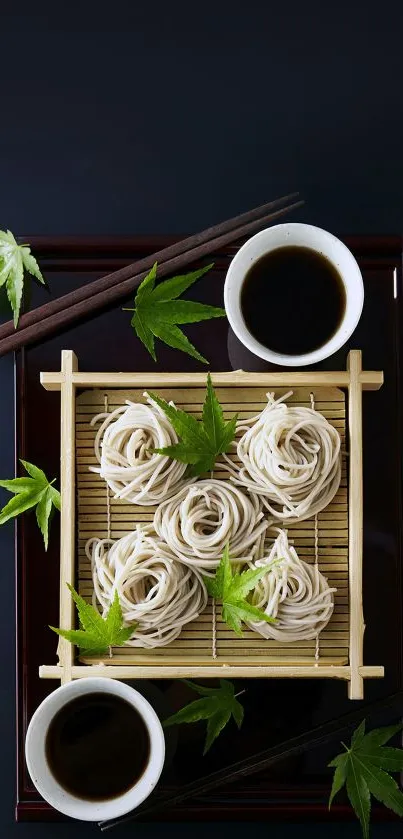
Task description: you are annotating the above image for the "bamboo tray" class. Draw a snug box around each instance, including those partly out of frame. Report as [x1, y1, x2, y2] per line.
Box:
[39, 349, 384, 699]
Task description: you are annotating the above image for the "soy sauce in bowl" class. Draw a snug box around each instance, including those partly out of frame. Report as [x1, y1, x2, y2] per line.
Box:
[45, 692, 150, 802]
[240, 245, 346, 356]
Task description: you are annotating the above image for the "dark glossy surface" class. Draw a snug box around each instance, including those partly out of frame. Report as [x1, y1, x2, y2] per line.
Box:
[15, 236, 403, 821]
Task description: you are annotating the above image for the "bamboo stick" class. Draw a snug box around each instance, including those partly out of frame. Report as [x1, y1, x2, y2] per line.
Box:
[347, 350, 365, 699]
[39, 664, 385, 680]
[41, 369, 383, 391]
[57, 350, 77, 684]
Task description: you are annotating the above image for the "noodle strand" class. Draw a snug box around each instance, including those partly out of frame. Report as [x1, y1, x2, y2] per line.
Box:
[224, 392, 341, 523]
[248, 529, 336, 641]
[90, 396, 188, 505]
[153, 479, 268, 571]
[87, 527, 207, 648]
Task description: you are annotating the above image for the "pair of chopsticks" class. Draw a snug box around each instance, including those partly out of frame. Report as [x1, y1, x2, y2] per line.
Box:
[99, 690, 403, 830]
[0, 193, 303, 357]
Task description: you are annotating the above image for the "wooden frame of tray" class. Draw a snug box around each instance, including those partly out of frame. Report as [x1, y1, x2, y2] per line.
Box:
[39, 349, 384, 699]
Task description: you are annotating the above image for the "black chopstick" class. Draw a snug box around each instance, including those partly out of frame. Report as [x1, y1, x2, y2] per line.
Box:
[99, 690, 403, 830]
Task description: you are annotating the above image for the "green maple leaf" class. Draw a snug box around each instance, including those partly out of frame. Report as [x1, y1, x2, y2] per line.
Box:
[50, 584, 134, 657]
[203, 544, 277, 636]
[0, 230, 45, 326]
[163, 679, 245, 754]
[123, 261, 225, 363]
[329, 720, 403, 838]
[0, 459, 60, 550]
[148, 372, 237, 476]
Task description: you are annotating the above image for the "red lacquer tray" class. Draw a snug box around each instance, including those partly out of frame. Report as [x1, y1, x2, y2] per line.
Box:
[15, 235, 403, 822]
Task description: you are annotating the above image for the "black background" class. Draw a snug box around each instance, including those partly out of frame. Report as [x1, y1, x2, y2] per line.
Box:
[1, 1, 403, 836]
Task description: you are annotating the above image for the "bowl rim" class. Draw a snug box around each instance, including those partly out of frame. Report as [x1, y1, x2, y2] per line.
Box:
[25, 677, 165, 822]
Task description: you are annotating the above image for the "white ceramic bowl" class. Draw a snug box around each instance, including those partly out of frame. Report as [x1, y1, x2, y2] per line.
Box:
[224, 223, 364, 367]
[25, 678, 165, 822]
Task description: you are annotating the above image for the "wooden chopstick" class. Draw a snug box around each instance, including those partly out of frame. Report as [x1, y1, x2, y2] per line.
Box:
[0, 195, 303, 357]
[99, 689, 403, 830]
[0, 192, 298, 342]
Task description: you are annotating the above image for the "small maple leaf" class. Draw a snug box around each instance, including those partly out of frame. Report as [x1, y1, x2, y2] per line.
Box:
[123, 262, 225, 363]
[0, 230, 45, 326]
[203, 544, 277, 636]
[329, 720, 403, 838]
[0, 459, 60, 550]
[50, 584, 134, 657]
[163, 679, 245, 754]
[148, 372, 237, 475]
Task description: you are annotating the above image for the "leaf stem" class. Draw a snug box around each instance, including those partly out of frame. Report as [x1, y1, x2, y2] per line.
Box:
[234, 690, 246, 698]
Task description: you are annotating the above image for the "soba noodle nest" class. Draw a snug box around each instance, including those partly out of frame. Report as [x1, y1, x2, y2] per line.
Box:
[153, 479, 268, 572]
[247, 529, 336, 642]
[224, 391, 341, 523]
[90, 396, 188, 505]
[87, 527, 208, 648]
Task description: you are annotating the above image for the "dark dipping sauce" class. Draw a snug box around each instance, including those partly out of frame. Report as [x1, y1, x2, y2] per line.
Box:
[45, 692, 150, 801]
[240, 245, 346, 355]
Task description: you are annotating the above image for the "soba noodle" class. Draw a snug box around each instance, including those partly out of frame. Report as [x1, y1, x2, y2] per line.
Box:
[153, 479, 268, 571]
[87, 527, 208, 648]
[248, 529, 336, 641]
[224, 392, 341, 523]
[90, 396, 188, 505]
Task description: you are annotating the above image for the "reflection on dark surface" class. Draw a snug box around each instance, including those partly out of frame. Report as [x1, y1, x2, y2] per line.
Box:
[17, 247, 402, 804]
